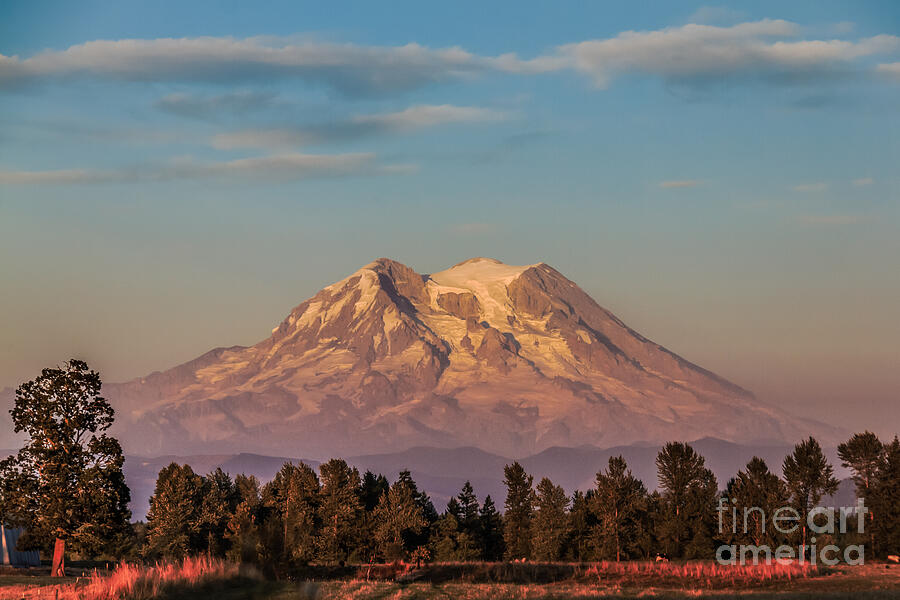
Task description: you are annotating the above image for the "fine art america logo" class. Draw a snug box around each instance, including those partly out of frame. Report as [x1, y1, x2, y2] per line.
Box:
[715, 498, 867, 566]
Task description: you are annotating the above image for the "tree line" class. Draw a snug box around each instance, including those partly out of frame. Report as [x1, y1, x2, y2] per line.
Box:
[0, 360, 898, 573]
[136, 434, 900, 569]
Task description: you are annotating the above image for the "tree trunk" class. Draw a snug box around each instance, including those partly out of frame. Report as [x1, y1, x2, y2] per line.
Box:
[51, 538, 65, 577]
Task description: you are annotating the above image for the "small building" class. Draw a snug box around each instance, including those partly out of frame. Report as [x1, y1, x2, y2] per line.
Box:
[0, 525, 40, 567]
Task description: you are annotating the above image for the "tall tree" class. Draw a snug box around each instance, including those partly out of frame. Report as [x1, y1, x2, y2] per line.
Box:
[0, 360, 130, 575]
[566, 490, 597, 561]
[503, 462, 534, 560]
[593, 455, 647, 561]
[145, 463, 205, 558]
[226, 474, 262, 564]
[478, 495, 505, 561]
[360, 471, 389, 512]
[316, 459, 363, 563]
[838, 431, 883, 551]
[724, 457, 788, 549]
[871, 437, 900, 556]
[655, 442, 709, 557]
[373, 476, 426, 560]
[198, 468, 238, 557]
[262, 462, 320, 565]
[783, 437, 839, 554]
[457, 481, 480, 533]
[530, 477, 569, 561]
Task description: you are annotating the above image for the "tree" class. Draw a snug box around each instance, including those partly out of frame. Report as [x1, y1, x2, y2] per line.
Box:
[457, 481, 480, 532]
[503, 462, 534, 560]
[262, 462, 320, 565]
[655, 442, 710, 557]
[593, 456, 647, 561]
[360, 471, 389, 512]
[316, 459, 363, 563]
[198, 468, 238, 557]
[782, 437, 839, 554]
[723, 457, 788, 549]
[145, 463, 205, 558]
[226, 474, 262, 564]
[0, 360, 131, 575]
[373, 476, 426, 560]
[838, 431, 883, 551]
[871, 437, 900, 556]
[566, 490, 597, 561]
[530, 477, 569, 561]
[478, 495, 505, 561]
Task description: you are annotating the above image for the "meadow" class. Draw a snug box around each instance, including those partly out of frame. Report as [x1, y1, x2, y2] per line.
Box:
[2, 558, 899, 600]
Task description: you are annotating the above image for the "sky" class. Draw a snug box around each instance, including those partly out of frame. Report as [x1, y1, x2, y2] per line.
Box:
[1, 1, 898, 438]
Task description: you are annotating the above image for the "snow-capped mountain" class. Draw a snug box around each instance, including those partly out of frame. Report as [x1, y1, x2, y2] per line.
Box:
[104, 258, 835, 457]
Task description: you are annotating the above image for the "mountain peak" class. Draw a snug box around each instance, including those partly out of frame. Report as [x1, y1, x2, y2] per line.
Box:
[104, 257, 836, 458]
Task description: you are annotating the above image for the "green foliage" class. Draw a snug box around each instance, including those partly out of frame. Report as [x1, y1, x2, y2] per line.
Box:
[593, 456, 648, 561]
[530, 477, 569, 561]
[145, 463, 206, 558]
[722, 457, 788, 549]
[478, 495, 505, 561]
[655, 442, 715, 558]
[373, 476, 426, 560]
[316, 459, 363, 564]
[870, 437, 900, 556]
[502, 462, 534, 560]
[0, 360, 131, 558]
[783, 437, 839, 550]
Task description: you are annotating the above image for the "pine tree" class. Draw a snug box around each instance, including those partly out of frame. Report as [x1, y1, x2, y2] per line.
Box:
[457, 481, 480, 531]
[478, 495, 505, 561]
[197, 468, 238, 557]
[838, 431, 883, 552]
[783, 437, 839, 555]
[316, 459, 363, 564]
[0, 360, 131, 575]
[226, 474, 261, 564]
[724, 457, 788, 549]
[566, 490, 597, 561]
[360, 471, 389, 512]
[871, 437, 900, 556]
[593, 455, 647, 561]
[373, 476, 426, 560]
[262, 462, 320, 565]
[683, 466, 718, 559]
[503, 462, 534, 560]
[145, 463, 205, 558]
[655, 442, 710, 557]
[530, 477, 569, 561]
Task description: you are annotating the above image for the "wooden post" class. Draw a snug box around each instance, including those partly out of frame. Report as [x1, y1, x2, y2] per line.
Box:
[51, 538, 65, 577]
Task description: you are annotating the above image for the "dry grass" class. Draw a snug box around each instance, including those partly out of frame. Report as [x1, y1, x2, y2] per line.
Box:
[1, 559, 898, 599]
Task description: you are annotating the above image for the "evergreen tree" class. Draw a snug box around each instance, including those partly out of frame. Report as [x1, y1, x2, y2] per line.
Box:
[316, 459, 363, 563]
[145, 463, 205, 558]
[226, 474, 261, 564]
[593, 455, 647, 561]
[0, 360, 131, 575]
[373, 476, 426, 560]
[683, 466, 718, 559]
[838, 431, 883, 552]
[566, 490, 597, 561]
[478, 495, 505, 561]
[262, 462, 320, 565]
[871, 437, 900, 556]
[503, 462, 534, 560]
[360, 471, 389, 512]
[197, 468, 238, 557]
[530, 477, 569, 561]
[783, 437, 839, 554]
[457, 481, 480, 532]
[655, 442, 710, 557]
[723, 457, 788, 549]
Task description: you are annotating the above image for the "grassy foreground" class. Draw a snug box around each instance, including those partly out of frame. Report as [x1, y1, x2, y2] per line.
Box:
[2, 557, 899, 599]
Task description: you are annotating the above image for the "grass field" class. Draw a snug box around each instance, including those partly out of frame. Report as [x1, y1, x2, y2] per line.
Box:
[2, 558, 899, 599]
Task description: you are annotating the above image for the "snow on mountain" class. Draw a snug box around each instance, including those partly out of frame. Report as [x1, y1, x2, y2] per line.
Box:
[103, 257, 838, 458]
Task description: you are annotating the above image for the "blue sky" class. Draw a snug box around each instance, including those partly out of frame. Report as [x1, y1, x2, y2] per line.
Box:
[1, 1, 899, 436]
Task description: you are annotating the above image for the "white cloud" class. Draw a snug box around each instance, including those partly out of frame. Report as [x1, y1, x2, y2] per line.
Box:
[212, 104, 507, 150]
[1, 25, 897, 95]
[659, 179, 703, 188]
[558, 21, 899, 88]
[792, 182, 828, 192]
[0, 37, 546, 95]
[0, 152, 413, 185]
[852, 177, 874, 186]
[876, 62, 900, 80]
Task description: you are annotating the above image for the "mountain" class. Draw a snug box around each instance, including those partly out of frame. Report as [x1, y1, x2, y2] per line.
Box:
[100, 257, 836, 457]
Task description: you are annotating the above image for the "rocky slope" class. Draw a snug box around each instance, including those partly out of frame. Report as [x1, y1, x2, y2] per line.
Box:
[103, 257, 834, 457]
